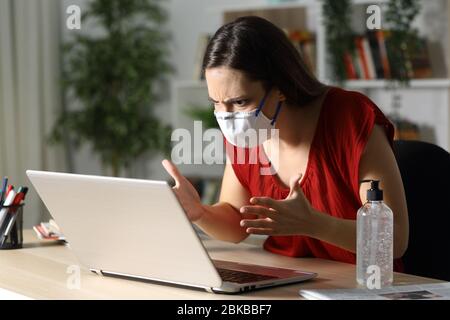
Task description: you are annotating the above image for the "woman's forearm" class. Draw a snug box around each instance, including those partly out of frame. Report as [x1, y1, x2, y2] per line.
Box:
[195, 202, 249, 243]
[308, 210, 357, 253]
[308, 210, 404, 258]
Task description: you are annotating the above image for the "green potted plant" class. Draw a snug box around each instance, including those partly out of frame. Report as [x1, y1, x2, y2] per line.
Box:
[52, 0, 173, 176]
[385, 0, 421, 85]
[322, 0, 355, 83]
[184, 105, 219, 130]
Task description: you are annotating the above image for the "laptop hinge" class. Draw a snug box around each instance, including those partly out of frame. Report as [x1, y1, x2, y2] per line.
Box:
[90, 269, 104, 276]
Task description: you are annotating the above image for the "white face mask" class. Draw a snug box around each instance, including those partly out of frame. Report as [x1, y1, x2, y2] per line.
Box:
[214, 92, 283, 148]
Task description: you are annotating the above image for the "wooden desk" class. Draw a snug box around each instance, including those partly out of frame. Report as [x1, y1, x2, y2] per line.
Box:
[0, 230, 440, 299]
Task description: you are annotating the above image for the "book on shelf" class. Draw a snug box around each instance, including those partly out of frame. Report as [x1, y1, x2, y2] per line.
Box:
[366, 30, 385, 79]
[285, 29, 317, 75]
[362, 36, 376, 79]
[393, 121, 421, 141]
[410, 37, 433, 79]
[343, 31, 438, 81]
[343, 52, 358, 80]
[354, 35, 371, 79]
[345, 31, 389, 80]
[388, 114, 421, 141]
[376, 30, 392, 79]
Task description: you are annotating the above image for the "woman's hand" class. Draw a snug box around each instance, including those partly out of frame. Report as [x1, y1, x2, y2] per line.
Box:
[239, 173, 317, 236]
[162, 159, 205, 222]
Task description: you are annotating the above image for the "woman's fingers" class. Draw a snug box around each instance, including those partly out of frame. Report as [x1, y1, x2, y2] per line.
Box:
[162, 159, 183, 187]
[240, 218, 273, 229]
[245, 227, 274, 235]
[250, 196, 280, 210]
[240, 205, 276, 218]
[161, 160, 204, 222]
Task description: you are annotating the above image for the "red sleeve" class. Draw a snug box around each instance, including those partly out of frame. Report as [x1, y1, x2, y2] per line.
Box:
[329, 90, 395, 198]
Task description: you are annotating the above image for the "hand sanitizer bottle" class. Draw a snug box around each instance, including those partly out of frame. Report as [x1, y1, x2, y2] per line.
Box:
[357, 180, 393, 288]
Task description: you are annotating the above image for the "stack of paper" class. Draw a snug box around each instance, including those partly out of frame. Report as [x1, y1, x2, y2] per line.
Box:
[33, 219, 65, 241]
[300, 282, 450, 300]
[0, 287, 33, 300]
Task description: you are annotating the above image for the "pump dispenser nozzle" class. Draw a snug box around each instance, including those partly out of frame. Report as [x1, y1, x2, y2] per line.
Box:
[360, 179, 383, 201]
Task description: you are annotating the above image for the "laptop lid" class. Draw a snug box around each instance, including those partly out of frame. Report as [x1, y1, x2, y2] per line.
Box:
[26, 170, 222, 289]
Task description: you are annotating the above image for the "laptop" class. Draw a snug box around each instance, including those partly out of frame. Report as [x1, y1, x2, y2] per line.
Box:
[26, 170, 317, 294]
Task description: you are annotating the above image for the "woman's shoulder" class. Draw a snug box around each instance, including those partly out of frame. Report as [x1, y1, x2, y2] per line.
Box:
[321, 86, 394, 148]
[325, 86, 379, 116]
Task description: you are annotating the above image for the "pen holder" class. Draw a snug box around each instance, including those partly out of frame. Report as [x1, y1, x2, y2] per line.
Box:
[0, 204, 24, 250]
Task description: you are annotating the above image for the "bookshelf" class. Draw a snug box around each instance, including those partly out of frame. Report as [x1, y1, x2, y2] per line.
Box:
[206, 0, 390, 14]
[344, 79, 450, 89]
[175, 78, 450, 90]
[171, 0, 450, 184]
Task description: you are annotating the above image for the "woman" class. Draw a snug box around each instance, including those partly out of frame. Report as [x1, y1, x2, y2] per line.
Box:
[162, 16, 409, 269]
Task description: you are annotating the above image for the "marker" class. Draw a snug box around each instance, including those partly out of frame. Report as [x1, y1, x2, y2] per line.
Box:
[0, 187, 28, 246]
[0, 190, 16, 230]
[0, 177, 8, 206]
[9, 187, 27, 210]
[5, 185, 13, 197]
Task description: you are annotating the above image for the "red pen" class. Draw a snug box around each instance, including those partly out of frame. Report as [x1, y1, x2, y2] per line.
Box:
[11, 193, 25, 206]
[5, 185, 13, 197]
[10, 187, 28, 210]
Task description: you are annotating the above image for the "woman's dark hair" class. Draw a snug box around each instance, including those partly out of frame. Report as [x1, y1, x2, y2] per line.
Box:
[202, 16, 327, 107]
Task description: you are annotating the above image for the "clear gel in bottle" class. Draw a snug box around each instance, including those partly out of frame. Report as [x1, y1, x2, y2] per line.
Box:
[357, 180, 393, 288]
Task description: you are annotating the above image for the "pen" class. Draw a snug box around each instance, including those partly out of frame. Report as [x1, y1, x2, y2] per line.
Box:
[0, 177, 8, 206]
[0, 189, 16, 230]
[5, 185, 13, 197]
[0, 187, 28, 246]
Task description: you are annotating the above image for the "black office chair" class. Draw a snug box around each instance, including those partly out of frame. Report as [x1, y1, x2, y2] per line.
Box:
[393, 140, 450, 281]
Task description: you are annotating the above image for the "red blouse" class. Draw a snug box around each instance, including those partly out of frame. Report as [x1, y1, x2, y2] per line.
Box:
[225, 86, 403, 271]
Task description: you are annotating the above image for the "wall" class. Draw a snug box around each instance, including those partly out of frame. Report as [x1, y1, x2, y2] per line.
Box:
[60, 0, 450, 180]
[59, 0, 264, 180]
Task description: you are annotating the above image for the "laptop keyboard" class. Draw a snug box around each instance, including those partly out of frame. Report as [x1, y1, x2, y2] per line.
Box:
[217, 268, 278, 284]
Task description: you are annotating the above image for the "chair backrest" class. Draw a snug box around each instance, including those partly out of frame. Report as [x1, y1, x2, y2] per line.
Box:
[393, 140, 450, 281]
